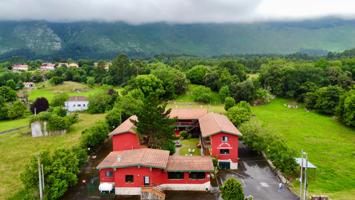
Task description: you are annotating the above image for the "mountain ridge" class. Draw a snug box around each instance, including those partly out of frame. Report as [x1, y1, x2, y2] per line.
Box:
[1, 18, 355, 59]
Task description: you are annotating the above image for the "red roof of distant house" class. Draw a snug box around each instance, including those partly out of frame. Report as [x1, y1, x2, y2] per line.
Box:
[67, 96, 88, 101]
[169, 108, 208, 120]
[109, 115, 137, 136]
[199, 112, 242, 137]
[97, 148, 170, 169]
[166, 156, 214, 172]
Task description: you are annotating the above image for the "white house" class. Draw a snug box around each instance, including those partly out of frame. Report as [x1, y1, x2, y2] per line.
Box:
[40, 63, 56, 71]
[12, 64, 29, 72]
[64, 96, 89, 112]
[23, 82, 35, 89]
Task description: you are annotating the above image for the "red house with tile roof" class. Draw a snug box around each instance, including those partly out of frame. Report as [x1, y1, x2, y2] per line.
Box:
[97, 108, 241, 196]
[169, 108, 242, 169]
[97, 115, 214, 196]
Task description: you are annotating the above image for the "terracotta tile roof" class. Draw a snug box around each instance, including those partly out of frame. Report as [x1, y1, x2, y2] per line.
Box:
[199, 112, 242, 137]
[97, 148, 170, 169]
[109, 115, 137, 136]
[67, 96, 88, 101]
[169, 108, 208, 120]
[166, 156, 214, 172]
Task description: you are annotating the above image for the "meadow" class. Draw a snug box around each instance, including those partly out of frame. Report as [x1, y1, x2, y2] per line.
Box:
[0, 113, 106, 200]
[23, 81, 114, 102]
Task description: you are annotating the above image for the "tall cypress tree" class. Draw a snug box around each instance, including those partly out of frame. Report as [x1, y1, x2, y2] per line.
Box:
[133, 94, 176, 154]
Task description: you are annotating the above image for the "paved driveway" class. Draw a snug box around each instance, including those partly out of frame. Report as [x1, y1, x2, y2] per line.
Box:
[217, 144, 299, 200]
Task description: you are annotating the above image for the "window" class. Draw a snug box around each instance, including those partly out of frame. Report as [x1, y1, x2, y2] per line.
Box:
[83, 104, 86, 107]
[222, 136, 228, 142]
[78, 104, 81, 107]
[220, 149, 230, 154]
[105, 170, 113, 177]
[168, 172, 184, 179]
[189, 172, 205, 179]
[125, 175, 134, 183]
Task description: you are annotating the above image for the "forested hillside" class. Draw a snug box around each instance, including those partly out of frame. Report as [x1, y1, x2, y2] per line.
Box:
[2, 18, 355, 59]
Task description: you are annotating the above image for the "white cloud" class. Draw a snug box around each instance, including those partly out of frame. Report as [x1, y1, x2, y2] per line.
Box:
[0, 0, 354, 23]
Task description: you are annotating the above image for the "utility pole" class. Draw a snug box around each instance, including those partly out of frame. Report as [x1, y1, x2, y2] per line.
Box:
[38, 157, 43, 200]
[299, 150, 304, 199]
[303, 153, 308, 200]
[299, 150, 309, 200]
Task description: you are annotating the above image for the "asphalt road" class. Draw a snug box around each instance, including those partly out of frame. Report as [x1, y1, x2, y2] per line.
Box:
[217, 144, 299, 200]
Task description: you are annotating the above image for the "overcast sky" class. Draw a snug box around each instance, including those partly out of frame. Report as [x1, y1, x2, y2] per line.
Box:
[0, 0, 355, 24]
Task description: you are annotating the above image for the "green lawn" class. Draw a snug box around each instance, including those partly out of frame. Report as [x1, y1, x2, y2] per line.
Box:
[252, 99, 355, 200]
[22, 81, 116, 102]
[179, 138, 201, 156]
[0, 113, 106, 200]
[0, 117, 30, 132]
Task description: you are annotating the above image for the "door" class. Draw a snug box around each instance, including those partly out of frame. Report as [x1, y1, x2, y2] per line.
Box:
[144, 176, 150, 186]
[219, 161, 230, 169]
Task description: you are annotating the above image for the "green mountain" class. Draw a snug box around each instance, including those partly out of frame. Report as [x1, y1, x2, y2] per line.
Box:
[1, 18, 355, 59]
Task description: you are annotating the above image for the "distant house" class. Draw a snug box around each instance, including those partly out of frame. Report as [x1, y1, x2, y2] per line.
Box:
[64, 96, 89, 112]
[40, 63, 56, 71]
[23, 82, 35, 89]
[68, 63, 79, 68]
[57, 63, 69, 67]
[12, 64, 29, 72]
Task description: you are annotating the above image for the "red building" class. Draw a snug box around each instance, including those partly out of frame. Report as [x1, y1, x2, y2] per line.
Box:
[170, 108, 242, 169]
[97, 108, 241, 196]
[97, 115, 214, 196]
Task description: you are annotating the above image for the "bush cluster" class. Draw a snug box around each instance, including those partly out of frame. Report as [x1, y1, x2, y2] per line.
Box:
[240, 119, 298, 175]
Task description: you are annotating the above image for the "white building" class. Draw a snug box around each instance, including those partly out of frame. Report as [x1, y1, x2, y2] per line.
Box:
[40, 63, 56, 71]
[12, 64, 29, 72]
[23, 82, 35, 89]
[64, 96, 89, 112]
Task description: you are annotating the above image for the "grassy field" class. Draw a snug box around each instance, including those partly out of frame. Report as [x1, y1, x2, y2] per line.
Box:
[0, 113, 106, 200]
[179, 138, 201, 156]
[0, 117, 30, 132]
[252, 99, 355, 200]
[21, 81, 115, 102]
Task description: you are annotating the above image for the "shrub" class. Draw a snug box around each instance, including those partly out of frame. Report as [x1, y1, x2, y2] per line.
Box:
[86, 76, 95, 87]
[30, 97, 49, 114]
[227, 101, 252, 126]
[224, 97, 235, 111]
[49, 76, 64, 85]
[7, 100, 27, 119]
[192, 85, 213, 103]
[180, 131, 188, 139]
[240, 119, 297, 175]
[219, 85, 230, 101]
[20, 148, 82, 200]
[88, 92, 114, 113]
[106, 107, 122, 130]
[50, 93, 69, 107]
[255, 88, 273, 104]
[81, 121, 109, 151]
[220, 178, 244, 200]
[186, 65, 210, 85]
[163, 140, 176, 155]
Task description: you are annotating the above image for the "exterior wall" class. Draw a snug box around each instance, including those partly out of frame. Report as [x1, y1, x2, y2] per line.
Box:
[99, 166, 211, 189]
[112, 132, 141, 151]
[210, 132, 239, 162]
[64, 100, 89, 112]
[99, 168, 115, 183]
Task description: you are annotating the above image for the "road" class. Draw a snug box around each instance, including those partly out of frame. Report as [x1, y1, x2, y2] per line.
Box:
[217, 143, 299, 200]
